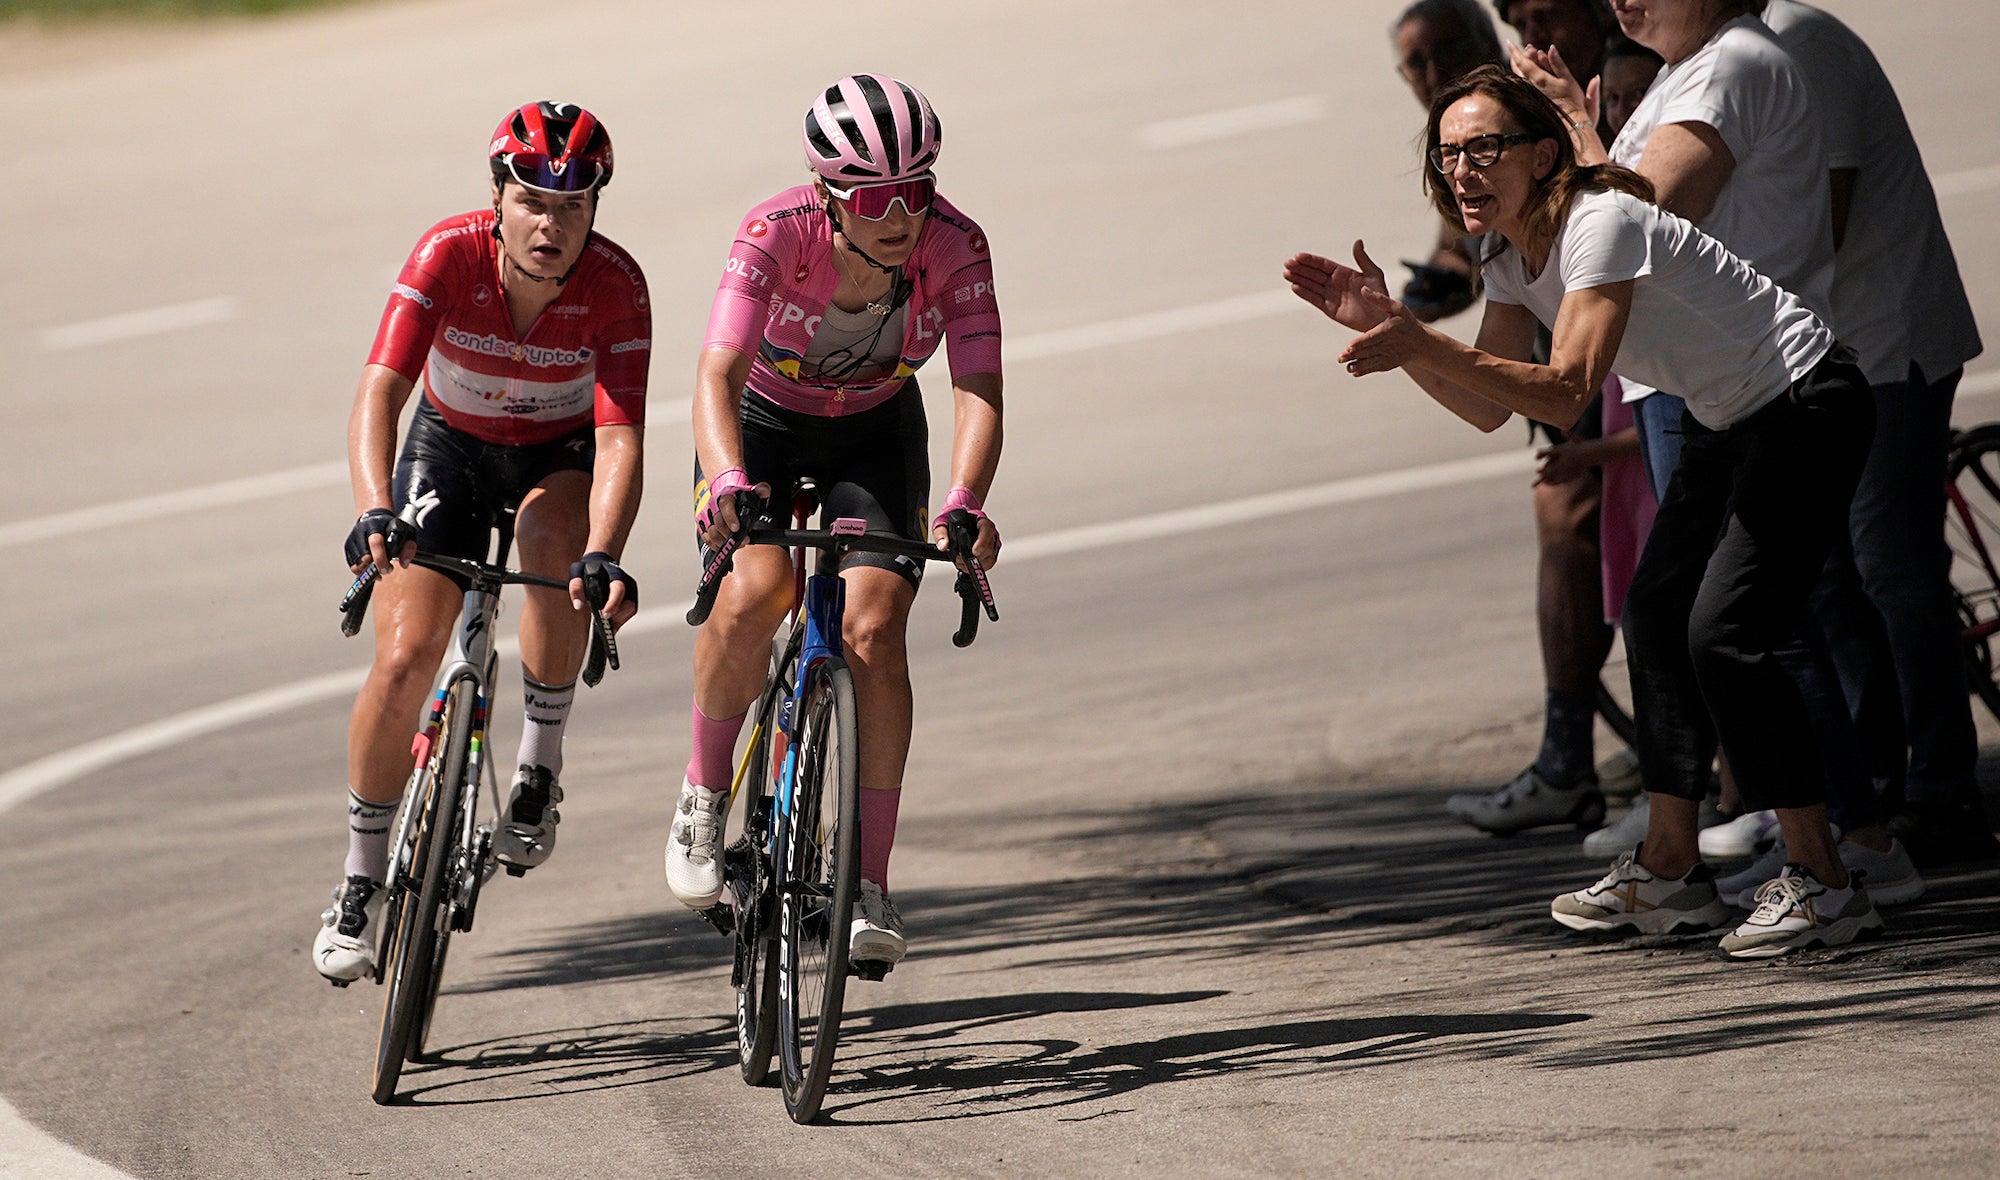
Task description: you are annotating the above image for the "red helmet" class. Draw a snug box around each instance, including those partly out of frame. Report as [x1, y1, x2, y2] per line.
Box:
[488, 101, 613, 193]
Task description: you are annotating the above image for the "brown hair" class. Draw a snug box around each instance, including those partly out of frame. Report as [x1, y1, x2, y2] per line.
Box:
[1421, 65, 1655, 258]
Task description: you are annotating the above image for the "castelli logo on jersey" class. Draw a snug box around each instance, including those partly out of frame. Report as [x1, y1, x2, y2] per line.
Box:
[795, 263, 810, 283]
[472, 284, 493, 307]
[967, 231, 987, 254]
[747, 218, 769, 238]
[634, 287, 649, 310]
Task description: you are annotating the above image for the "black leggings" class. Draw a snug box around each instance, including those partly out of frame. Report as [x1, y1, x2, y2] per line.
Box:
[1622, 348, 1874, 812]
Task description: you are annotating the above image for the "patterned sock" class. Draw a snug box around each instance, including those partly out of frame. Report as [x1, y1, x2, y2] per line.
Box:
[859, 786, 903, 891]
[686, 701, 749, 791]
[515, 676, 576, 776]
[343, 789, 397, 882]
[1533, 688, 1596, 788]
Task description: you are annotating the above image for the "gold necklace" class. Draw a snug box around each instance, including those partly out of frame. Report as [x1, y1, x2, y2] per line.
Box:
[833, 238, 894, 317]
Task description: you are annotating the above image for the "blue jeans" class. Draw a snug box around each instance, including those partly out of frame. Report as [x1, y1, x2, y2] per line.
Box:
[1632, 391, 1687, 503]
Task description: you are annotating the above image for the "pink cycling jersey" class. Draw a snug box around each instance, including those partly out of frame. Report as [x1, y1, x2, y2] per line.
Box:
[368, 210, 652, 446]
[703, 185, 1001, 416]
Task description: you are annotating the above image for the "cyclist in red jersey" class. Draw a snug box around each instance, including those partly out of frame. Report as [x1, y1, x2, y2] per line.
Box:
[664, 75, 1003, 972]
[314, 101, 649, 984]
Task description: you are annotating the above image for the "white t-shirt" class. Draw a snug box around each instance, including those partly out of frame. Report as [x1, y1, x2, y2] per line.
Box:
[1761, 0, 1983, 385]
[1482, 190, 1832, 429]
[1608, 15, 1834, 323]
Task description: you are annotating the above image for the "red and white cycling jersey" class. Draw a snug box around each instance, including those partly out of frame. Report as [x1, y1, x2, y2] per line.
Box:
[368, 210, 652, 446]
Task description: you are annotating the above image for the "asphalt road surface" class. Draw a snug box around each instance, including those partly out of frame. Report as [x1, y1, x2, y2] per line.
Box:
[4, 1, 1999, 1176]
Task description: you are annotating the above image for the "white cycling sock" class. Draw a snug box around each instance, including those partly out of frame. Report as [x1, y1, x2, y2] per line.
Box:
[515, 675, 576, 776]
[344, 789, 397, 882]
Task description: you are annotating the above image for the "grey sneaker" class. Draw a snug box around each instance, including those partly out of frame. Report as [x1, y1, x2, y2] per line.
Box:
[1551, 848, 1729, 934]
[1718, 864, 1885, 959]
[664, 777, 729, 909]
[1447, 767, 1605, 835]
[313, 875, 385, 984]
[494, 765, 563, 870]
[850, 880, 906, 968]
[1839, 838, 1925, 906]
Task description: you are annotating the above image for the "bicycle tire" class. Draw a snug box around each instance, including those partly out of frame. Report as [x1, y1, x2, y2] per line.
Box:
[733, 672, 784, 1087]
[1946, 426, 2000, 723]
[370, 678, 470, 1104]
[777, 660, 861, 1124]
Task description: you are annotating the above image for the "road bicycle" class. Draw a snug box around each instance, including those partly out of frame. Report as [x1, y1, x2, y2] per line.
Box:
[685, 482, 995, 1124]
[1945, 422, 2000, 721]
[336, 513, 617, 1105]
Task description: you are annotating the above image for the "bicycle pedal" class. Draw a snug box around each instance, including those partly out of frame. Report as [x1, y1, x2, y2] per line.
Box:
[504, 864, 528, 878]
[696, 903, 736, 937]
[850, 960, 892, 982]
[327, 978, 352, 989]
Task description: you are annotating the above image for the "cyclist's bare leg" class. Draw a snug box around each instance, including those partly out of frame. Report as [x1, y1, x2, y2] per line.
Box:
[515, 472, 593, 686]
[839, 566, 917, 792]
[691, 545, 795, 723]
[347, 564, 461, 806]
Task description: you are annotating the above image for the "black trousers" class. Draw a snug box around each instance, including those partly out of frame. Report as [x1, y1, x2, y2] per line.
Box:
[1622, 348, 1875, 812]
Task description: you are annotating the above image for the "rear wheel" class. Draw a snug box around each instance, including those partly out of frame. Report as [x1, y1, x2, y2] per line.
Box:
[734, 654, 788, 1086]
[1946, 426, 2000, 722]
[777, 661, 860, 1124]
[370, 679, 470, 1105]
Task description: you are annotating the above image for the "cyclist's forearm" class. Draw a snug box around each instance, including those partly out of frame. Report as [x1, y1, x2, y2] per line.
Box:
[693, 346, 754, 475]
[946, 372, 1003, 498]
[347, 364, 415, 512]
[587, 424, 644, 557]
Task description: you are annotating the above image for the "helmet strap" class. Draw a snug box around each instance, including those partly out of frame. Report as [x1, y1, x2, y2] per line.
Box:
[823, 196, 898, 274]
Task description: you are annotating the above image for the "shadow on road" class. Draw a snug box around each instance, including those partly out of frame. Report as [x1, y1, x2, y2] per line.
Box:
[408, 750, 2000, 1116]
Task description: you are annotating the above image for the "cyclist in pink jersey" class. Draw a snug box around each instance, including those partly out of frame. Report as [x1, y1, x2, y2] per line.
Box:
[314, 101, 649, 984]
[664, 74, 1003, 971]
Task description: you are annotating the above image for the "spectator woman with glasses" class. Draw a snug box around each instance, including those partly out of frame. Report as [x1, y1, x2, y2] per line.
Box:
[1284, 66, 1882, 957]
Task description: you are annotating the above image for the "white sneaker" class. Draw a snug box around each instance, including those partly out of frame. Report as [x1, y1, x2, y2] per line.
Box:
[1839, 837, 1925, 906]
[1699, 809, 1779, 860]
[1718, 864, 1884, 959]
[313, 875, 385, 984]
[494, 765, 563, 870]
[850, 880, 906, 968]
[664, 777, 729, 909]
[1551, 849, 1730, 934]
[1717, 824, 1841, 906]
[1581, 795, 1650, 859]
[1446, 767, 1605, 834]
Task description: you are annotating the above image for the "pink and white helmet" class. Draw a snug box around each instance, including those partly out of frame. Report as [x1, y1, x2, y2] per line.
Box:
[803, 74, 942, 185]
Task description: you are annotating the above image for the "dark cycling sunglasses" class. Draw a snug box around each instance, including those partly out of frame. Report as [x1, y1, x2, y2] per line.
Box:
[826, 174, 936, 220]
[505, 154, 604, 194]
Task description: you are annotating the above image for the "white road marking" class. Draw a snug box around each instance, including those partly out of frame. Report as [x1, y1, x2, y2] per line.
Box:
[1138, 95, 1330, 149]
[4, 289, 1310, 549]
[40, 297, 238, 351]
[0, 447, 1533, 817]
[1935, 163, 2000, 198]
[0, 1101, 133, 1179]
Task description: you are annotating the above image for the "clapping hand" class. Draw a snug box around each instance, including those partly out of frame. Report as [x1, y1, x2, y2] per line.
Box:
[1285, 241, 1394, 333]
[1510, 42, 1598, 133]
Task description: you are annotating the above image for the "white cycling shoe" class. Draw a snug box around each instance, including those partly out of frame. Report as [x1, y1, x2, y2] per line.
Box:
[494, 765, 563, 871]
[313, 875, 385, 985]
[850, 881, 906, 969]
[665, 777, 729, 909]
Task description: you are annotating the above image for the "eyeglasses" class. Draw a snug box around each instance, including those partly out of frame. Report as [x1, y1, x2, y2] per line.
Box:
[505, 154, 604, 194]
[1428, 132, 1535, 173]
[825, 173, 936, 220]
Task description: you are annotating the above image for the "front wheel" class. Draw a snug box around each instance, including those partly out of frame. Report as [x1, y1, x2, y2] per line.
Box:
[734, 650, 787, 1086]
[371, 679, 470, 1105]
[777, 661, 860, 1124]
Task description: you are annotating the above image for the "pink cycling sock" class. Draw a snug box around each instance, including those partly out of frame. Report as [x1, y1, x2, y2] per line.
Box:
[686, 701, 748, 791]
[859, 786, 903, 891]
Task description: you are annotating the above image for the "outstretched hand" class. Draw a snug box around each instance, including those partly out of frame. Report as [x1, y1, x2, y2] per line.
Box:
[1285, 241, 1395, 333]
[1510, 42, 1597, 131]
[1337, 284, 1432, 376]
